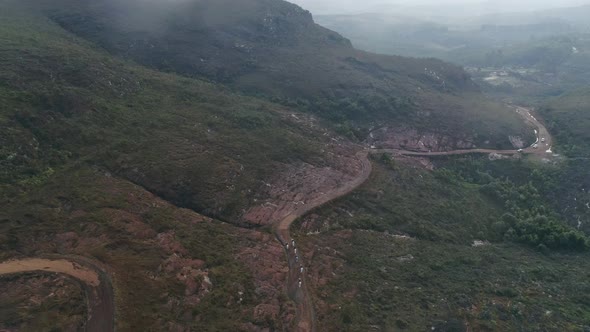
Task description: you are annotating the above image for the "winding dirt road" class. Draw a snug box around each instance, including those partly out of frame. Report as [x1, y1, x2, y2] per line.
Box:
[0, 106, 548, 332]
[375, 107, 552, 158]
[274, 106, 551, 332]
[274, 150, 372, 332]
[0, 257, 114, 332]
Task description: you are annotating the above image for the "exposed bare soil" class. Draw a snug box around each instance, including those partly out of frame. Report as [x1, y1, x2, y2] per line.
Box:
[0, 259, 99, 286]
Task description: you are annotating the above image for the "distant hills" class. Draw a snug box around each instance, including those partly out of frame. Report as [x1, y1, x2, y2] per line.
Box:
[315, 4, 590, 63]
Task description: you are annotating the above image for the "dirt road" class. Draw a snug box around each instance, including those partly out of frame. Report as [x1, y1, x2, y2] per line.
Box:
[274, 106, 551, 332]
[0, 108, 548, 332]
[375, 106, 552, 158]
[274, 150, 372, 332]
[516, 106, 553, 154]
[0, 257, 114, 332]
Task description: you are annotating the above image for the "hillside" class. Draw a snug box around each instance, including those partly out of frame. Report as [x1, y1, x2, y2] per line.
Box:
[541, 87, 590, 157]
[471, 4, 590, 29]
[0, 0, 361, 223]
[0, 0, 577, 331]
[0, 2, 362, 329]
[33, 0, 532, 149]
[294, 154, 590, 331]
[537, 90, 590, 234]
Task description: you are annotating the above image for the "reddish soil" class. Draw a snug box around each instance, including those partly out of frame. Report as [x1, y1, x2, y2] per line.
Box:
[242, 142, 369, 226]
[269, 150, 373, 332]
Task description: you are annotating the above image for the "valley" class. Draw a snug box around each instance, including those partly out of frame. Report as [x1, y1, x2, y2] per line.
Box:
[1, 0, 589, 331]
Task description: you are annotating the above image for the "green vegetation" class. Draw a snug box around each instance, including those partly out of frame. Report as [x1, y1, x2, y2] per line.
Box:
[438, 156, 590, 249]
[30, 0, 532, 148]
[310, 155, 503, 244]
[316, 12, 590, 103]
[303, 231, 590, 331]
[316, 11, 588, 65]
[467, 34, 590, 102]
[541, 87, 590, 157]
[475, 35, 589, 70]
[310, 154, 589, 251]
[0, 0, 330, 222]
[0, 2, 315, 329]
[0, 273, 86, 331]
[297, 156, 590, 331]
[1, 167, 270, 331]
[1, 0, 587, 330]
[481, 182, 589, 251]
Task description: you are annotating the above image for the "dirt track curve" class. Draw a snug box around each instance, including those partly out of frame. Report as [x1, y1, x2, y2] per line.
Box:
[0, 257, 114, 332]
[274, 150, 372, 332]
[274, 106, 551, 332]
[0, 108, 548, 332]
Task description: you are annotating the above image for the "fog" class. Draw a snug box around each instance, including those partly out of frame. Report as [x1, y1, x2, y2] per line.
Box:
[289, 0, 590, 16]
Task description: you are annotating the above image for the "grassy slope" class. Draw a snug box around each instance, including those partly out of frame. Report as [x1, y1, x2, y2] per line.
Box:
[0, 273, 86, 331]
[0, 1, 332, 222]
[0, 1, 572, 330]
[304, 231, 590, 332]
[536, 90, 590, 234]
[0, 3, 330, 330]
[304, 155, 503, 244]
[541, 87, 590, 158]
[1, 167, 270, 331]
[36, 0, 532, 148]
[295, 157, 590, 331]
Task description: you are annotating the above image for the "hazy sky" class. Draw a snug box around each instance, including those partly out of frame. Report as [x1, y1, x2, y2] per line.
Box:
[289, 0, 590, 15]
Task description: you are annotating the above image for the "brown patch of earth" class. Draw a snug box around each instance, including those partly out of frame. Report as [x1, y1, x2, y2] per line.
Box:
[241, 142, 366, 226]
[367, 126, 475, 152]
[0, 259, 100, 286]
[236, 229, 296, 330]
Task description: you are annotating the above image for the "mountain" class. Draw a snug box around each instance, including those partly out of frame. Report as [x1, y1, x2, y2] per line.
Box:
[3, 0, 583, 331]
[0, 2, 363, 329]
[37, 0, 531, 149]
